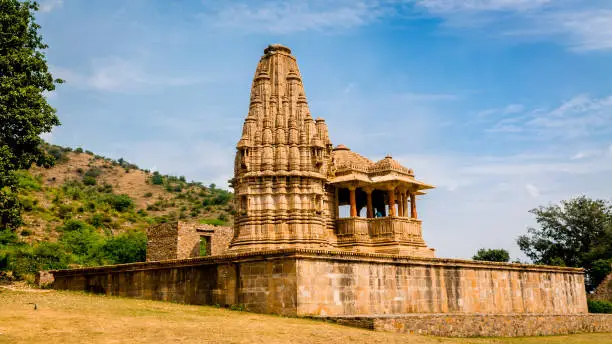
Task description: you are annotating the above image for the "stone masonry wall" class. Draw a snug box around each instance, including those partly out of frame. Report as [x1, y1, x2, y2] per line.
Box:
[296, 257, 588, 316]
[325, 314, 612, 337]
[591, 267, 612, 302]
[51, 249, 588, 320]
[145, 223, 179, 262]
[146, 222, 234, 261]
[209, 226, 233, 256]
[52, 253, 298, 315]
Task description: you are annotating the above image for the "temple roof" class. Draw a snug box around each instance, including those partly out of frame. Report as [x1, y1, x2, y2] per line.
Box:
[330, 145, 433, 191]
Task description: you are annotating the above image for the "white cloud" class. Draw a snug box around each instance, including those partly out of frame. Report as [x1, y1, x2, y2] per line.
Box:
[414, 0, 612, 51]
[525, 183, 540, 197]
[485, 95, 612, 140]
[39, 0, 63, 13]
[52, 58, 203, 93]
[203, 1, 388, 34]
[416, 0, 551, 13]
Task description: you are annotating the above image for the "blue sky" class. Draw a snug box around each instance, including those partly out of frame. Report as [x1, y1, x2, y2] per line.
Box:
[37, 0, 612, 260]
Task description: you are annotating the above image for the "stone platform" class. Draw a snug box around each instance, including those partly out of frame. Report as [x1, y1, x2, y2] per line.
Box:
[320, 313, 612, 337]
[51, 248, 587, 317]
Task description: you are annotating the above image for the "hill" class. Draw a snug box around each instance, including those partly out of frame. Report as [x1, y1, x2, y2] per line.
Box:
[18, 144, 233, 242]
[0, 144, 233, 281]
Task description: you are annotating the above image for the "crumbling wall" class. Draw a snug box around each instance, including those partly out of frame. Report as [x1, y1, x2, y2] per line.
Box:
[146, 223, 179, 262]
[591, 267, 612, 302]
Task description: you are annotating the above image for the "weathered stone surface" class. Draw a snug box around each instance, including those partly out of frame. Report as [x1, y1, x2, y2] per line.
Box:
[322, 314, 612, 337]
[591, 265, 612, 302]
[51, 249, 588, 317]
[230, 44, 435, 256]
[35, 270, 54, 287]
[146, 222, 233, 262]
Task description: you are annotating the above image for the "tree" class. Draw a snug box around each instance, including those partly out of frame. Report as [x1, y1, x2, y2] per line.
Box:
[472, 248, 510, 262]
[0, 0, 61, 230]
[517, 196, 612, 291]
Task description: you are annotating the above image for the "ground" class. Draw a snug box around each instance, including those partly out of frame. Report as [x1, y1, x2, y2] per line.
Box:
[0, 288, 609, 344]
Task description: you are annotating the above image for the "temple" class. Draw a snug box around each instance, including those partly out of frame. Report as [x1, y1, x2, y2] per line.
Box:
[47, 44, 596, 338]
[230, 44, 435, 257]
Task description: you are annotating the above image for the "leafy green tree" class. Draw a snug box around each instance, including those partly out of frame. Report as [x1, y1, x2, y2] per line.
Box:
[517, 196, 612, 291]
[472, 248, 510, 262]
[101, 230, 146, 264]
[1, 0, 62, 231]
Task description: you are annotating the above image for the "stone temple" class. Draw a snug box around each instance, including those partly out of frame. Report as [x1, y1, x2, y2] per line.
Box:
[47, 44, 612, 338]
[231, 44, 434, 257]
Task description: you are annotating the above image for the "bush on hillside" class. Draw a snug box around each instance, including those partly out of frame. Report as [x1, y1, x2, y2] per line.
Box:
[151, 172, 163, 185]
[102, 194, 134, 212]
[101, 230, 146, 264]
[588, 300, 612, 313]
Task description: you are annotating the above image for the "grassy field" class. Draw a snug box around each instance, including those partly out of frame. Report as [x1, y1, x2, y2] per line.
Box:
[0, 289, 610, 344]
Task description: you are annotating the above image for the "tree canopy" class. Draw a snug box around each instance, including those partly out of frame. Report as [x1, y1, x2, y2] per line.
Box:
[0, 0, 61, 230]
[472, 248, 510, 262]
[517, 196, 612, 291]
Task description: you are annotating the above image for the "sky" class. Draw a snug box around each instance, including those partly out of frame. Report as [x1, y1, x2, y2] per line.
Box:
[36, 0, 612, 261]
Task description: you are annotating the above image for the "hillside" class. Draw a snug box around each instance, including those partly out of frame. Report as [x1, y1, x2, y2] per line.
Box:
[0, 144, 233, 281]
[17, 144, 233, 242]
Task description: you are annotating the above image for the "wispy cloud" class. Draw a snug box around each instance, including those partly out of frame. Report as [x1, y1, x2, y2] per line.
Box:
[202, 0, 389, 34]
[53, 57, 203, 93]
[416, 0, 552, 13]
[485, 95, 612, 139]
[39, 0, 63, 13]
[414, 0, 612, 51]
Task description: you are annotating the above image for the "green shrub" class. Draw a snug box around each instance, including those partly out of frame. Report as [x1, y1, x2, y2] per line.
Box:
[15, 170, 42, 191]
[75, 147, 84, 153]
[57, 204, 73, 219]
[588, 299, 612, 313]
[20, 196, 37, 211]
[60, 219, 91, 232]
[144, 192, 153, 198]
[151, 172, 163, 185]
[0, 230, 18, 246]
[199, 218, 225, 226]
[101, 230, 146, 264]
[102, 194, 134, 212]
[20, 229, 32, 237]
[83, 175, 97, 186]
[85, 167, 103, 178]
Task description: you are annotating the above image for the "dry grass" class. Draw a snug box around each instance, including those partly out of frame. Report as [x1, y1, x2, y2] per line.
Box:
[0, 289, 609, 344]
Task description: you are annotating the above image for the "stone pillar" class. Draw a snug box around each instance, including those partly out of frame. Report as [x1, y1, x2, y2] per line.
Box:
[410, 192, 417, 219]
[398, 191, 404, 218]
[349, 188, 357, 217]
[388, 188, 396, 217]
[366, 190, 373, 218]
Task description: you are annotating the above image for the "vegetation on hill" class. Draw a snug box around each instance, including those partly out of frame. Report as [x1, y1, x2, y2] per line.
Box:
[0, 144, 234, 282]
[517, 196, 612, 292]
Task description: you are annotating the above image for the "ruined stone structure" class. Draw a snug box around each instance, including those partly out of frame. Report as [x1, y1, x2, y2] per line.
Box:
[591, 265, 612, 302]
[146, 222, 232, 262]
[231, 44, 434, 257]
[47, 44, 612, 337]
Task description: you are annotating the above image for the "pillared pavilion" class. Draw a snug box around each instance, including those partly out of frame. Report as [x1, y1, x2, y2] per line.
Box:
[230, 44, 435, 257]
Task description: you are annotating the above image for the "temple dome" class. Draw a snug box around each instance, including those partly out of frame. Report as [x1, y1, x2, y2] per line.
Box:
[372, 155, 405, 171]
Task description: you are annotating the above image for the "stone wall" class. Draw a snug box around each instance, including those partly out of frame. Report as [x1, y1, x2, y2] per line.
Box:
[591, 267, 612, 302]
[52, 253, 297, 314]
[296, 256, 587, 315]
[324, 314, 612, 337]
[51, 249, 588, 319]
[146, 222, 233, 261]
[145, 222, 179, 262]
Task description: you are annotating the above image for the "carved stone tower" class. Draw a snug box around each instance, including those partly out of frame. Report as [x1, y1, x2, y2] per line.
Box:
[229, 44, 336, 252]
[230, 44, 436, 257]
